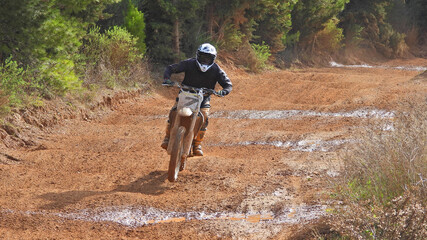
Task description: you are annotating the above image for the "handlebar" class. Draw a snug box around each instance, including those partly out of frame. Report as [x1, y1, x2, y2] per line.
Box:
[163, 81, 222, 97]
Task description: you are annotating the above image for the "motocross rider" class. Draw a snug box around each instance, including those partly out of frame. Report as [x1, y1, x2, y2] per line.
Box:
[161, 43, 233, 156]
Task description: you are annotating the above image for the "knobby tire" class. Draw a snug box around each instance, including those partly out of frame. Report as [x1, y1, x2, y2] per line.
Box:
[168, 126, 185, 182]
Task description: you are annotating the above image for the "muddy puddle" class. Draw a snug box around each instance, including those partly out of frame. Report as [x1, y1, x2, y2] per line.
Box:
[149, 109, 394, 121]
[330, 61, 427, 71]
[157, 108, 395, 152]
[3, 205, 326, 227]
[210, 108, 394, 120]
[209, 139, 354, 152]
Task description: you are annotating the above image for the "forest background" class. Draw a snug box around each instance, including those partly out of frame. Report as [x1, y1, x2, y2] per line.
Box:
[1, 0, 426, 112]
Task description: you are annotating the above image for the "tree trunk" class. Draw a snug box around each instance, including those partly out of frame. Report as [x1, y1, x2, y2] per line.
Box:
[173, 19, 180, 59]
[173, 0, 180, 60]
[207, 4, 214, 38]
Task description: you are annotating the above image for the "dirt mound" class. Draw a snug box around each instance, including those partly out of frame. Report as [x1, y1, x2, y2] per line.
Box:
[412, 70, 427, 82]
[0, 89, 145, 148]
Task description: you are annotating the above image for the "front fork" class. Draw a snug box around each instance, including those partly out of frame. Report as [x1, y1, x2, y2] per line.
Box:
[167, 110, 198, 158]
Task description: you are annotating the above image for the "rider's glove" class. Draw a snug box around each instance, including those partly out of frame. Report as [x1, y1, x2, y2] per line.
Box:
[162, 79, 174, 86]
[217, 90, 227, 97]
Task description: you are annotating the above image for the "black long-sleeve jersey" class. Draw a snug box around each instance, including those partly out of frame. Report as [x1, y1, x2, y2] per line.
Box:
[163, 58, 233, 96]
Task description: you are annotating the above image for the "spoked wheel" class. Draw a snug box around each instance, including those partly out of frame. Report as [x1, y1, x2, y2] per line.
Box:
[168, 126, 185, 182]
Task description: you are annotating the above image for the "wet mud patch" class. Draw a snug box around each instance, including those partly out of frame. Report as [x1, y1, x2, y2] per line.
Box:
[209, 139, 354, 152]
[330, 61, 427, 71]
[2, 204, 326, 227]
[211, 108, 394, 120]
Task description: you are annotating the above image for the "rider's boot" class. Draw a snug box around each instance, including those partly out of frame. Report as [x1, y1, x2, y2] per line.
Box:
[161, 122, 171, 150]
[193, 129, 206, 156]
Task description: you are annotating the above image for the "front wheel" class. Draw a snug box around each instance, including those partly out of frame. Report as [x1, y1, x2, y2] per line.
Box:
[168, 126, 185, 182]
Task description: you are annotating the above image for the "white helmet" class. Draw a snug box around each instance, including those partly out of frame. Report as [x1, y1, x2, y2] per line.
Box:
[196, 43, 217, 72]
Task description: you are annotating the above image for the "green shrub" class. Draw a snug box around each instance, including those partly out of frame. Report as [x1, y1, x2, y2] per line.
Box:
[251, 41, 271, 70]
[36, 9, 83, 61]
[25, 7, 86, 98]
[316, 18, 344, 53]
[389, 31, 407, 57]
[0, 57, 29, 108]
[84, 26, 141, 69]
[218, 23, 244, 52]
[0, 56, 45, 113]
[37, 58, 82, 96]
[82, 26, 147, 89]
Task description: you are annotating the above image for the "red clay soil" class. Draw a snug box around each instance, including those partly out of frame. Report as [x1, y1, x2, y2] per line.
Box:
[1, 58, 426, 239]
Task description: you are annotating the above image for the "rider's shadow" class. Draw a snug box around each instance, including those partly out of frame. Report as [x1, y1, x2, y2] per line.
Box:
[39, 190, 107, 210]
[38, 171, 169, 210]
[114, 170, 168, 195]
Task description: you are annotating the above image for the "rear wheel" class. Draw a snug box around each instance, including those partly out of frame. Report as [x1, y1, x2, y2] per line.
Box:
[168, 126, 185, 182]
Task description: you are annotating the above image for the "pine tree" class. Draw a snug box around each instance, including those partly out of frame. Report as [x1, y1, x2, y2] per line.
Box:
[125, 0, 147, 55]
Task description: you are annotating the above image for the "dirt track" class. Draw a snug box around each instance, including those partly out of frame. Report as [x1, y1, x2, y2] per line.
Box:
[1, 58, 426, 239]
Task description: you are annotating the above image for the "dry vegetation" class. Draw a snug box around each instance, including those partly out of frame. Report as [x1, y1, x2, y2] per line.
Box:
[323, 100, 427, 239]
[290, 99, 427, 239]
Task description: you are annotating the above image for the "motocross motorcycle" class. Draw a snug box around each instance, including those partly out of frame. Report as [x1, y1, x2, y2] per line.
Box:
[166, 83, 220, 182]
